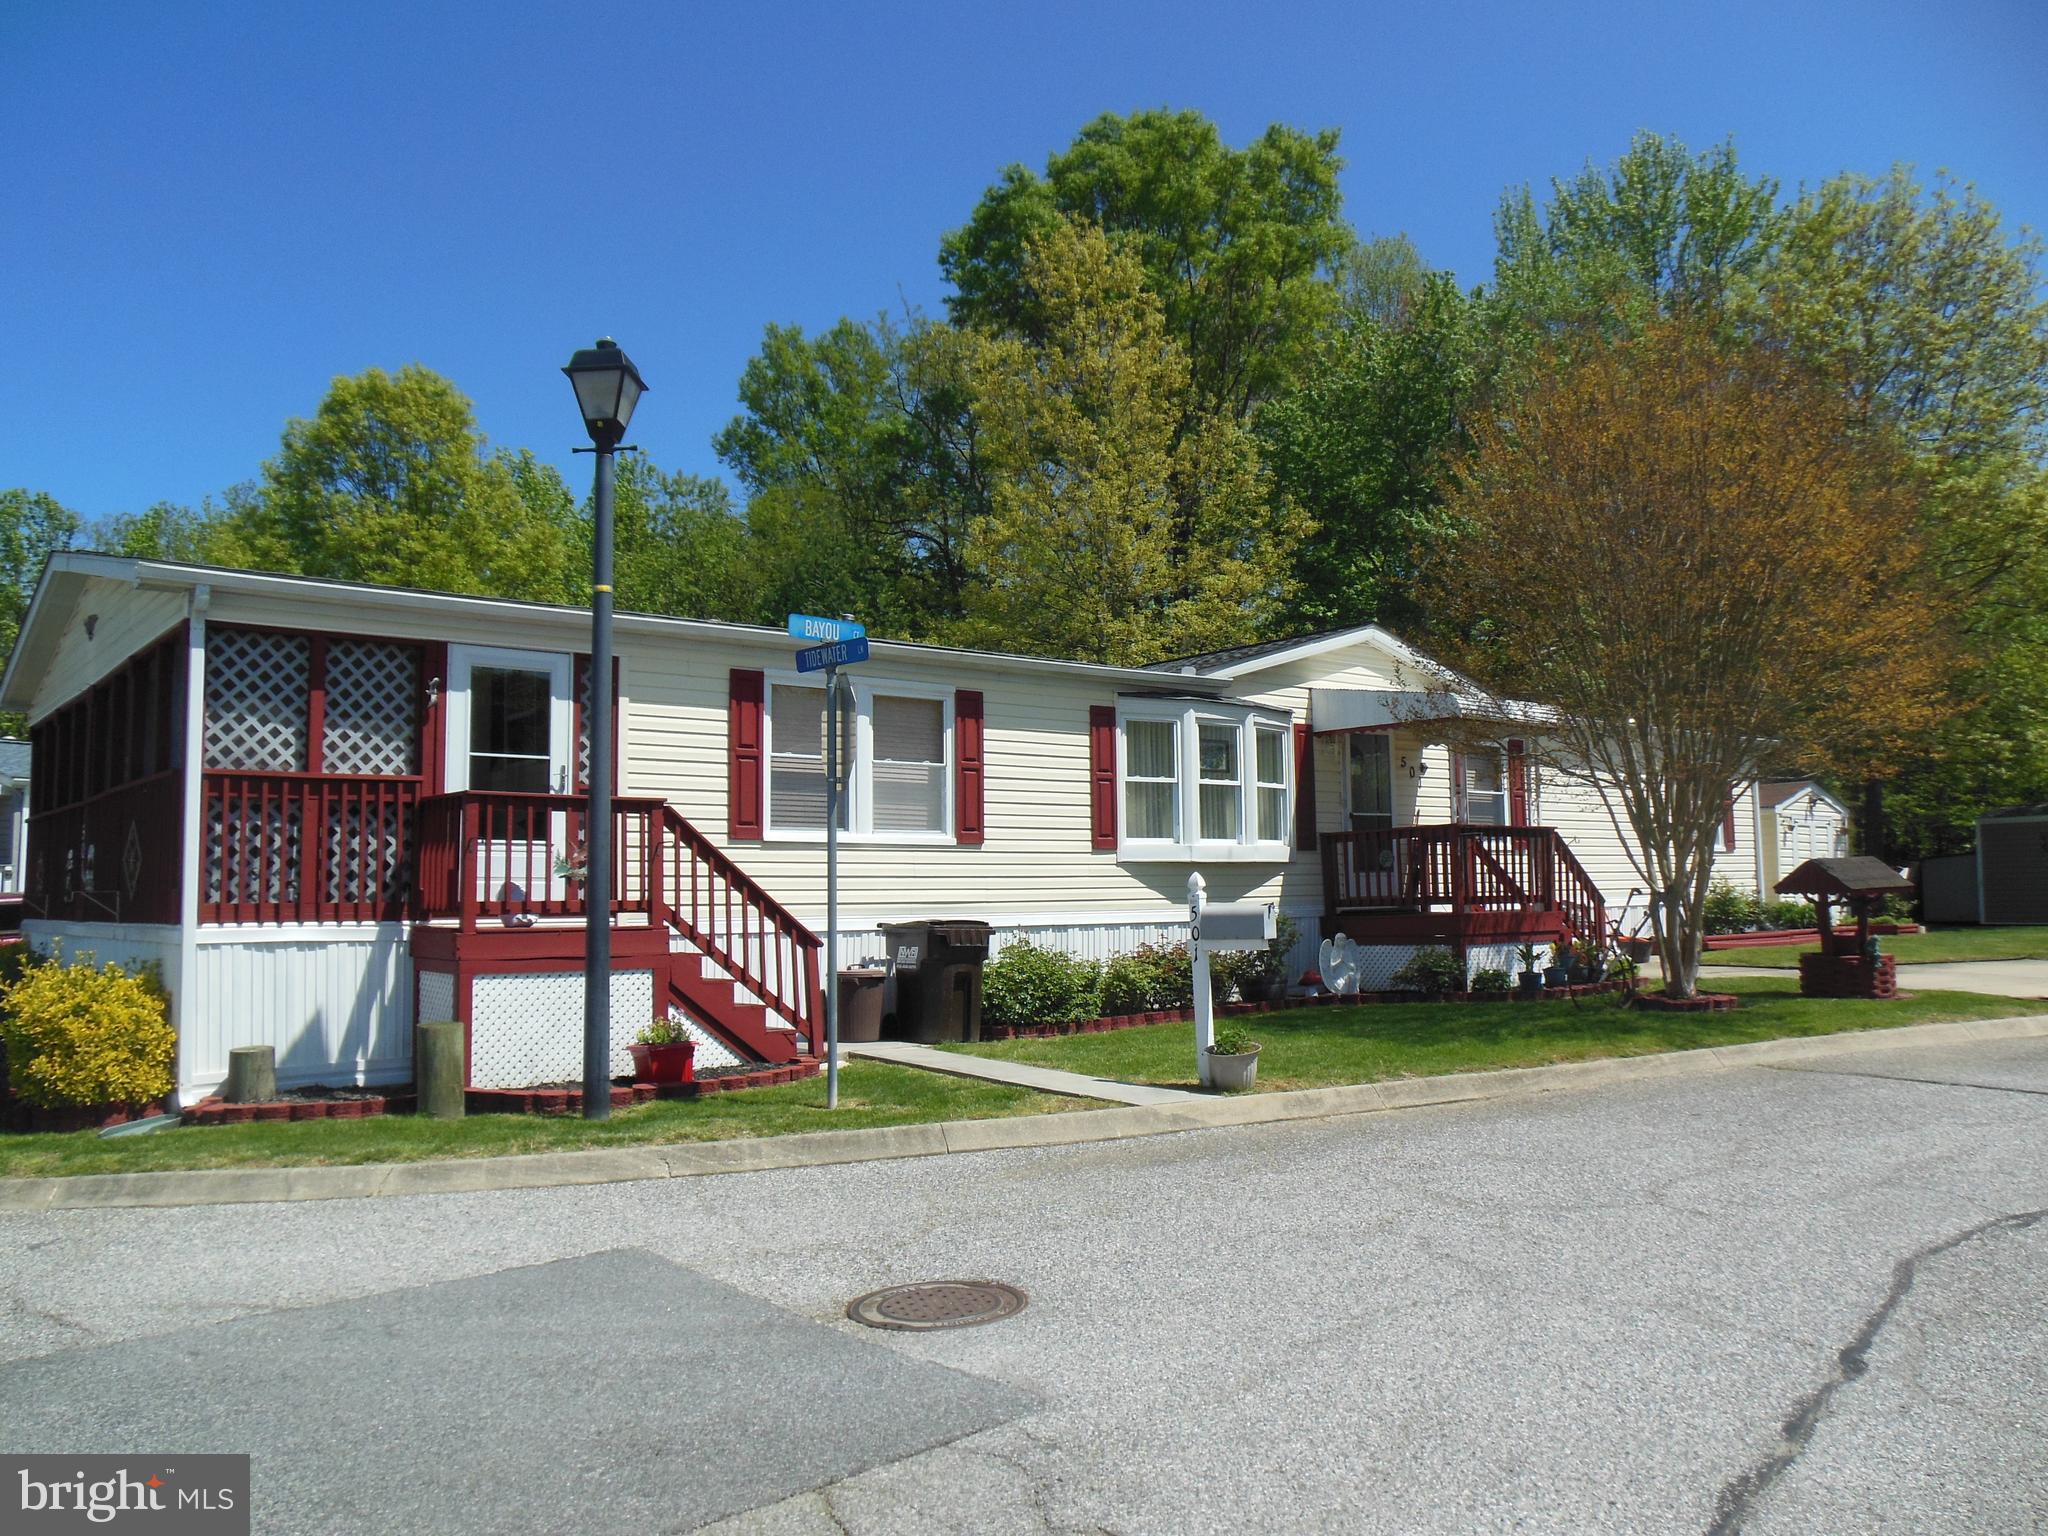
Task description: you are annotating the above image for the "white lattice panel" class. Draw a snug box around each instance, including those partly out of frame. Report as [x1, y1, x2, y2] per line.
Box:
[417, 969, 456, 1025]
[204, 629, 311, 770]
[667, 1004, 743, 1070]
[468, 969, 650, 1089]
[324, 640, 420, 775]
[205, 799, 302, 906]
[576, 659, 593, 788]
[322, 801, 405, 905]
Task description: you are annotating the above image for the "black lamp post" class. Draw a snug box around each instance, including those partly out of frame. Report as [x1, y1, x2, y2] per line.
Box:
[563, 337, 646, 1120]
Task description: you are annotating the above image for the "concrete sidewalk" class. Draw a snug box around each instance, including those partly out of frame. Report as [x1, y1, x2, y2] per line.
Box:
[842, 1039, 1202, 1105]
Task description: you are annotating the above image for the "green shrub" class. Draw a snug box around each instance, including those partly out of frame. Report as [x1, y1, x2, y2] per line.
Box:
[1876, 892, 1915, 921]
[1, 951, 175, 1109]
[981, 940, 1102, 1028]
[1100, 953, 1154, 1015]
[1210, 1026, 1260, 1055]
[1703, 879, 1762, 934]
[1760, 898, 1817, 930]
[1390, 946, 1465, 994]
[1470, 966, 1511, 993]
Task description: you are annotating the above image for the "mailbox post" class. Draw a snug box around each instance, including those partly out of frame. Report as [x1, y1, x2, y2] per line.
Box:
[1186, 872, 1277, 1088]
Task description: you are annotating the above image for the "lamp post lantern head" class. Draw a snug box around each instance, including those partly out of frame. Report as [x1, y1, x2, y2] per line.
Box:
[563, 336, 647, 449]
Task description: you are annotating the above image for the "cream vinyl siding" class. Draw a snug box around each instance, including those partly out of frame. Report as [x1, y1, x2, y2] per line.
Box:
[1708, 779, 1764, 895]
[28, 578, 189, 724]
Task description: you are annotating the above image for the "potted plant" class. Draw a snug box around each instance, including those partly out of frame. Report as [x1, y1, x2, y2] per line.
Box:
[1206, 1026, 1261, 1092]
[552, 843, 590, 885]
[1573, 935, 1607, 983]
[627, 1016, 695, 1085]
[1516, 942, 1543, 998]
[1544, 940, 1572, 990]
[1470, 966, 1511, 1001]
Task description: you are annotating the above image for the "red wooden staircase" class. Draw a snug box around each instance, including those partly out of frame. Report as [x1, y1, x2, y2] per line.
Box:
[414, 792, 824, 1064]
[1319, 824, 1607, 950]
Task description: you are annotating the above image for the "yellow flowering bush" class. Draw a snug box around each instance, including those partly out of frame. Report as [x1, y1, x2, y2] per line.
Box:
[0, 953, 175, 1109]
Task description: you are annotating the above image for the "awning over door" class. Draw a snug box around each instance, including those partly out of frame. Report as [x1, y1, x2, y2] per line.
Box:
[1309, 687, 1556, 735]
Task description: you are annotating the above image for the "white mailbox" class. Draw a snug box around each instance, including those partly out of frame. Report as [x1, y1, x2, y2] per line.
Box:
[1193, 901, 1277, 953]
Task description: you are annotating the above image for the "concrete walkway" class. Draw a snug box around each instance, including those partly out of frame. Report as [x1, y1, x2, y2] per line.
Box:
[842, 1038, 1202, 1105]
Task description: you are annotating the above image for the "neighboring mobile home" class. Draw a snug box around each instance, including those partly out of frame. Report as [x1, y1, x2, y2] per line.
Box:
[1, 554, 1749, 1102]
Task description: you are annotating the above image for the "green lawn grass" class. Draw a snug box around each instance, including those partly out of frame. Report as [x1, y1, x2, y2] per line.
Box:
[941, 976, 2041, 1092]
[1700, 924, 2048, 969]
[0, 1062, 1084, 1181]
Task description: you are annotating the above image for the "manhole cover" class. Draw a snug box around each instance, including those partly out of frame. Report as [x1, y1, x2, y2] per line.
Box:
[846, 1280, 1028, 1331]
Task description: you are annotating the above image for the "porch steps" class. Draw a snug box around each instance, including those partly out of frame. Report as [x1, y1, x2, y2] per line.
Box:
[668, 953, 803, 1065]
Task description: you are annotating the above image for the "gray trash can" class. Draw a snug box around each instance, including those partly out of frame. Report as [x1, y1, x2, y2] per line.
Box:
[880, 920, 993, 1042]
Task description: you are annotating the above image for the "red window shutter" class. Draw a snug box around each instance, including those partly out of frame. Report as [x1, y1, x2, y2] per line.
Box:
[1723, 789, 1739, 852]
[729, 669, 765, 841]
[1507, 739, 1529, 825]
[1089, 705, 1118, 850]
[1293, 722, 1316, 849]
[955, 689, 985, 846]
[1450, 750, 1468, 823]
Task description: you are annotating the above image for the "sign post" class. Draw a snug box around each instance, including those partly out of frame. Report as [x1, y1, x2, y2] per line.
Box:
[789, 615, 867, 1108]
[1188, 873, 1212, 1086]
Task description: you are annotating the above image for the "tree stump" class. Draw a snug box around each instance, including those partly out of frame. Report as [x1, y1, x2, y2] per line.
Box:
[416, 1020, 465, 1120]
[223, 1045, 277, 1104]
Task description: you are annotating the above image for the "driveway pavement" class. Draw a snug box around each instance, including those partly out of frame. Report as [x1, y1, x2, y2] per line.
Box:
[4, 1034, 2043, 1534]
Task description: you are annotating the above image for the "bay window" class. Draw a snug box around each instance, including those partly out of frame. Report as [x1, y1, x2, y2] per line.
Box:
[1118, 704, 1291, 860]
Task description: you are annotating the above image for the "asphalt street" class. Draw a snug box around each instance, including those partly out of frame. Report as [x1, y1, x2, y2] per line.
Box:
[4, 1033, 2044, 1534]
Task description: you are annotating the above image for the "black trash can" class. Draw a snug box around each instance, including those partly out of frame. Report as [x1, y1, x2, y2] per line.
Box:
[880, 920, 994, 1043]
[836, 967, 888, 1043]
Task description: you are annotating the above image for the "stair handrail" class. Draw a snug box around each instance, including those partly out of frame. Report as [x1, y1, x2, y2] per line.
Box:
[1549, 831, 1606, 942]
[658, 805, 823, 1034]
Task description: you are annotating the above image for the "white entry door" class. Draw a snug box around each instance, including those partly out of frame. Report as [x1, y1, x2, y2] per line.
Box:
[447, 646, 574, 905]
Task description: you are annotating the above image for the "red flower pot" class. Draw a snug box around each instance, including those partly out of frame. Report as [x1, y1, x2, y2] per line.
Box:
[630, 1041, 695, 1085]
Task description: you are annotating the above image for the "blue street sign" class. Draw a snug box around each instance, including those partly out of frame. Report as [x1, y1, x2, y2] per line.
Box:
[787, 613, 866, 645]
[795, 637, 869, 673]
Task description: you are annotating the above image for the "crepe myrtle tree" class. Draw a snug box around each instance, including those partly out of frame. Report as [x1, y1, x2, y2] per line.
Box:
[1412, 316, 1954, 998]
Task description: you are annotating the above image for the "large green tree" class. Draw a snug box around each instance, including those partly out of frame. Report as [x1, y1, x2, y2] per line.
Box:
[605, 456, 756, 623]
[1756, 168, 2048, 853]
[941, 109, 1352, 418]
[0, 488, 82, 732]
[956, 220, 1303, 664]
[1258, 271, 1483, 630]
[218, 365, 584, 603]
[714, 315, 989, 635]
[1490, 130, 1782, 353]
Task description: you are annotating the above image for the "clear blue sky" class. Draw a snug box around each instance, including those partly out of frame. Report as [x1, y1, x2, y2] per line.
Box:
[3, 0, 2042, 525]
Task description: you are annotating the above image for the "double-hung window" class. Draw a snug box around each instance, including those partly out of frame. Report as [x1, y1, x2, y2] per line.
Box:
[1124, 719, 1179, 840]
[1118, 704, 1291, 860]
[766, 680, 950, 840]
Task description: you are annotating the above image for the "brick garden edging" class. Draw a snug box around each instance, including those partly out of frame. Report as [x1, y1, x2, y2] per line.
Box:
[980, 980, 1634, 1040]
[178, 1061, 826, 1124]
[1627, 992, 1739, 1013]
[182, 1093, 405, 1126]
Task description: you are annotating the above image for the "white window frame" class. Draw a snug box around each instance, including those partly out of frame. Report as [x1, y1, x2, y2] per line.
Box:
[1116, 702, 1292, 863]
[1460, 748, 1510, 826]
[763, 673, 955, 844]
[1253, 721, 1290, 844]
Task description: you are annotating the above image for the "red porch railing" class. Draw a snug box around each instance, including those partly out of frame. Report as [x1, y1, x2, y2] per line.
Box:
[1320, 825, 1605, 942]
[200, 770, 421, 924]
[412, 792, 823, 1038]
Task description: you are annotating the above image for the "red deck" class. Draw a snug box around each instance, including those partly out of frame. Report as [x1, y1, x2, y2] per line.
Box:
[1321, 825, 1606, 952]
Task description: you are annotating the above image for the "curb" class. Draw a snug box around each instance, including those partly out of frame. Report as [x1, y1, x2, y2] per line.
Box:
[5, 1013, 2045, 1213]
